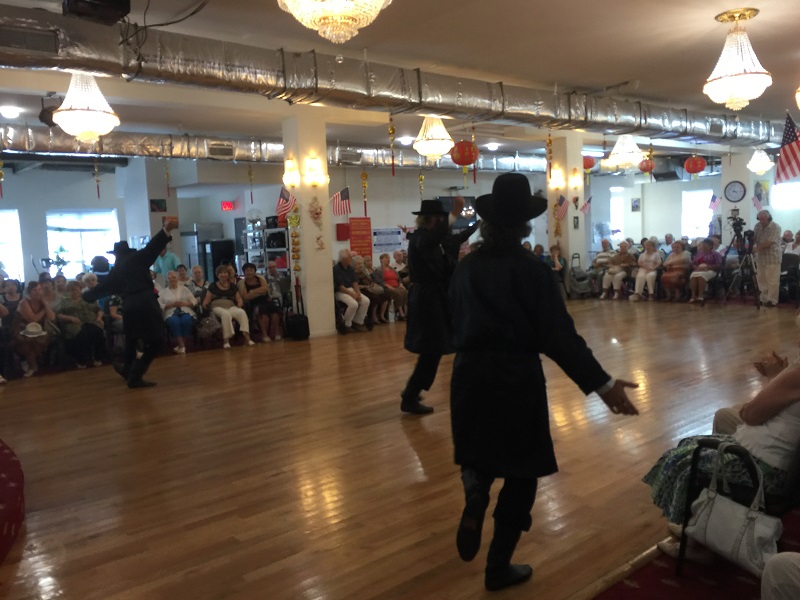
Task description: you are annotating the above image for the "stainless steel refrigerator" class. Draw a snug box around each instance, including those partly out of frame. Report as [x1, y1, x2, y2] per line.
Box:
[180, 223, 224, 268]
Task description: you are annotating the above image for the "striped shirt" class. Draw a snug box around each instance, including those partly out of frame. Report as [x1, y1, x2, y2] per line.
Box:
[754, 221, 782, 266]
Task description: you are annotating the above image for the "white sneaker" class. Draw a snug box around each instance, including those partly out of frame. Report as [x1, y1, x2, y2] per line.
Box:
[93, 360, 103, 367]
[613, 292, 620, 300]
[247, 340, 256, 346]
[76, 363, 87, 370]
[275, 335, 282, 341]
[223, 342, 231, 349]
[599, 292, 607, 300]
[0, 375, 6, 384]
[261, 337, 272, 343]
[173, 346, 186, 354]
[629, 294, 640, 302]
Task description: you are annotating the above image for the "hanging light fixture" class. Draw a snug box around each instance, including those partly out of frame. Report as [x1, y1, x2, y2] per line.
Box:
[703, 8, 772, 111]
[412, 116, 454, 160]
[277, 0, 392, 44]
[747, 149, 775, 175]
[52, 72, 120, 144]
[605, 135, 644, 170]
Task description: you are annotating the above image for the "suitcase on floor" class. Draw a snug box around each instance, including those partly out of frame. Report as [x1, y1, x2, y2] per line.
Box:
[285, 279, 310, 340]
[568, 253, 593, 298]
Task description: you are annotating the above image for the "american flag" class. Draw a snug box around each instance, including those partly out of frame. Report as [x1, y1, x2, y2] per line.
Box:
[709, 193, 721, 212]
[752, 195, 763, 211]
[331, 187, 351, 216]
[775, 114, 800, 184]
[276, 186, 297, 218]
[555, 195, 569, 220]
[580, 196, 592, 214]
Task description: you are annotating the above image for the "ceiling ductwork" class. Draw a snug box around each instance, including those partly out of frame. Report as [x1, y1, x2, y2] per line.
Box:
[0, 5, 780, 147]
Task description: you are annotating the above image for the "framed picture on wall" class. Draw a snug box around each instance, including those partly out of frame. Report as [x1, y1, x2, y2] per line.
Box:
[755, 180, 769, 207]
[150, 198, 167, 213]
[573, 216, 579, 230]
[631, 198, 641, 212]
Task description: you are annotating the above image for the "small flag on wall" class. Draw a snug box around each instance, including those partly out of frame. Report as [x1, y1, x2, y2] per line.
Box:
[580, 196, 592, 215]
[331, 187, 351, 216]
[709, 193, 721, 212]
[752, 195, 763, 211]
[555, 195, 569, 220]
[276, 186, 297, 217]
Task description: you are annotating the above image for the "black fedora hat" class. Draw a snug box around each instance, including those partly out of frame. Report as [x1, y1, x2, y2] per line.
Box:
[412, 199, 449, 216]
[475, 173, 548, 226]
[108, 241, 134, 256]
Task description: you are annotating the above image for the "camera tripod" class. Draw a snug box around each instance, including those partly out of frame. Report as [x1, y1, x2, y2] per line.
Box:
[721, 228, 761, 309]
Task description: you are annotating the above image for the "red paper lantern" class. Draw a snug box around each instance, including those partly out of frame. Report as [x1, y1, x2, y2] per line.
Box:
[450, 140, 480, 166]
[684, 155, 707, 175]
[583, 156, 597, 171]
[638, 158, 655, 174]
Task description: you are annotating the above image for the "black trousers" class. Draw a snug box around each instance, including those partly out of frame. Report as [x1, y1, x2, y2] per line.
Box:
[403, 353, 442, 398]
[122, 301, 165, 383]
[461, 466, 538, 531]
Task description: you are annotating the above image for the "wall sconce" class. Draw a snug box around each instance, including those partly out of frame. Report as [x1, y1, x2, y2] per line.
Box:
[303, 155, 330, 187]
[568, 167, 583, 189]
[282, 158, 301, 188]
[549, 166, 565, 190]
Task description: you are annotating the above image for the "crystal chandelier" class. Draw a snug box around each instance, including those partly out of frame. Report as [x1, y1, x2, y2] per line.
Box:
[277, 0, 392, 44]
[52, 72, 120, 144]
[413, 116, 454, 159]
[703, 8, 772, 112]
[605, 135, 644, 171]
[747, 149, 774, 175]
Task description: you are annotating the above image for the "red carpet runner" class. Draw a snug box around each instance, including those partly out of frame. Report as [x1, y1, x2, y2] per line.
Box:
[0, 438, 24, 565]
[595, 508, 800, 600]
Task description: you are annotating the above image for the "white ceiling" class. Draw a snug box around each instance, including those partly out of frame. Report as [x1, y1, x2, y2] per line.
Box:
[0, 0, 797, 158]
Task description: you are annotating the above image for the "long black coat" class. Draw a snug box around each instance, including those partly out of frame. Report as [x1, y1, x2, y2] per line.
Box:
[84, 230, 171, 343]
[404, 223, 478, 355]
[449, 246, 610, 479]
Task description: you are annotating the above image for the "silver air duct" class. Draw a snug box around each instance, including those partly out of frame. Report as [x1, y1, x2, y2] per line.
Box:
[0, 5, 780, 147]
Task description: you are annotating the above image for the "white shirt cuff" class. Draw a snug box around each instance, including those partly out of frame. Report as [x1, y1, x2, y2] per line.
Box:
[595, 378, 616, 395]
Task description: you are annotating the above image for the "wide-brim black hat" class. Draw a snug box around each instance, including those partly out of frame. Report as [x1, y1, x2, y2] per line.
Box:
[475, 173, 548, 226]
[412, 199, 448, 216]
[108, 241, 134, 256]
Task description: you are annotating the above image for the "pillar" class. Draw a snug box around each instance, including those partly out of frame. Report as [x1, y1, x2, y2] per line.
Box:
[282, 111, 336, 337]
[547, 131, 589, 267]
[719, 151, 757, 246]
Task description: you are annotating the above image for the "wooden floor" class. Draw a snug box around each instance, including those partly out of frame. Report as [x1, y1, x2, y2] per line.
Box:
[0, 299, 794, 600]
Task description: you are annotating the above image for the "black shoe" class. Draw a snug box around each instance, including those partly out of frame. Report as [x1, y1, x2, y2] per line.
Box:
[400, 400, 434, 415]
[128, 380, 157, 389]
[352, 323, 368, 332]
[113, 363, 130, 381]
[457, 493, 490, 561]
[485, 564, 533, 591]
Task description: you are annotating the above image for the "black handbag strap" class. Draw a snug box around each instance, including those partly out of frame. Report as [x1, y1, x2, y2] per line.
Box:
[294, 278, 305, 316]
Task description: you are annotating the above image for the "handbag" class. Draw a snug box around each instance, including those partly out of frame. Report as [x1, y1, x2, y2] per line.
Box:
[195, 314, 221, 339]
[684, 442, 783, 577]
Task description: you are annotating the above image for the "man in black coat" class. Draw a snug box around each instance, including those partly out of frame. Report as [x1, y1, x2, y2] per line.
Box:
[401, 197, 479, 414]
[448, 173, 639, 591]
[84, 220, 179, 388]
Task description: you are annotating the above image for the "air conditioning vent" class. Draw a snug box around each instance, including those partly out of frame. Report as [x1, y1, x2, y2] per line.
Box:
[0, 25, 58, 54]
[653, 171, 681, 182]
[207, 142, 235, 160]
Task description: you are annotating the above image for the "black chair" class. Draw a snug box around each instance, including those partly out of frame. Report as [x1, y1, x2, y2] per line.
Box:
[779, 253, 800, 306]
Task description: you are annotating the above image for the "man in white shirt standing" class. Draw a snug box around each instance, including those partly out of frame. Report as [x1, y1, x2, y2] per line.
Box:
[754, 210, 783, 307]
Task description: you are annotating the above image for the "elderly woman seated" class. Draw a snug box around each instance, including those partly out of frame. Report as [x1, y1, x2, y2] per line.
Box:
[661, 240, 692, 302]
[630, 240, 662, 301]
[353, 256, 389, 325]
[237, 262, 282, 343]
[12, 281, 57, 377]
[376, 253, 408, 321]
[202, 265, 254, 349]
[186, 265, 210, 313]
[599, 241, 637, 299]
[645, 333, 800, 560]
[159, 271, 198, 354]
[688, 238, 723, 305]
[56, 281, 107, 368]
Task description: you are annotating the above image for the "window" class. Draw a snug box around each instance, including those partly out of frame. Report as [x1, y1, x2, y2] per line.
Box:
[681, 189, 714, 240]
[46, 211, 120, 279]
[771, 181, 800, 211]
[0, 210, 23, 281]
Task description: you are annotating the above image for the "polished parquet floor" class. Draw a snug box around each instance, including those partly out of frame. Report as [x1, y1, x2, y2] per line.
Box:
[0, 299, 794, 600]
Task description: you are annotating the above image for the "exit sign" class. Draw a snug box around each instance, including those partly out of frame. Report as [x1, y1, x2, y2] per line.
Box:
[221, 201, 235, 212]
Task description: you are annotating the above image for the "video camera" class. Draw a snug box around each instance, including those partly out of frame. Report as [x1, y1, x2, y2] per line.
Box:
[727, 208, 746, 234]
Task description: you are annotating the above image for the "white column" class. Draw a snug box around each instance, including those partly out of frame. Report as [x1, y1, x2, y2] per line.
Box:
[547, 131, 589, 266]
[719, 151, 756, 245]
[282, 112, 336, 337]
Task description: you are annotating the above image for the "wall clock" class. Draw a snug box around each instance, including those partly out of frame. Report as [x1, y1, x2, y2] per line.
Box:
[724, 180, 746, 203]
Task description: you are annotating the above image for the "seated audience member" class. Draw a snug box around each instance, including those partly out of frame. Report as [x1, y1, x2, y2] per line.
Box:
[522, 241, 533, 252]
[532, 244, 545, 261]
[544, 245, 566, 280]
[784, 231, 800, 256]
[186, 265, 210, 310]
[1, 280, 22, 324]
[376, 253, 408, 321]
[153, 244, 181, 279]
[38, 272, 52, 284]
[599, 241, 637, 299]
[688, 238, 723, 304]
[53, 273, 68, 297]
[763, 552, 800, 600]
[587, 239, 615, 293]
[11, 281, 56, 377]
[393, 250, 411, 287]
[630, 240, 662, 301]
[644, 344, 800, 560]
[661, 240, 692, 302]
[75, 272, 85, 287]
[333, 249, 369, 333]
[781, 229, 794, 250]
[202, 265, 255, 349]
[238, 262, 281, 343]
[263, 260, 285, 341]
[353, 256, 389, 325]
[662, 233, 675, 257]
[176, 264, 191, 284]
[56, 281, 106, 368]
[40, 280, 59, 310]
[107, 294, 124, 334]
[710, 234, 726, 255]
[159, 271, 197, 354]
[226, 264, 237, 285]
[626, 237, 641, 258]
